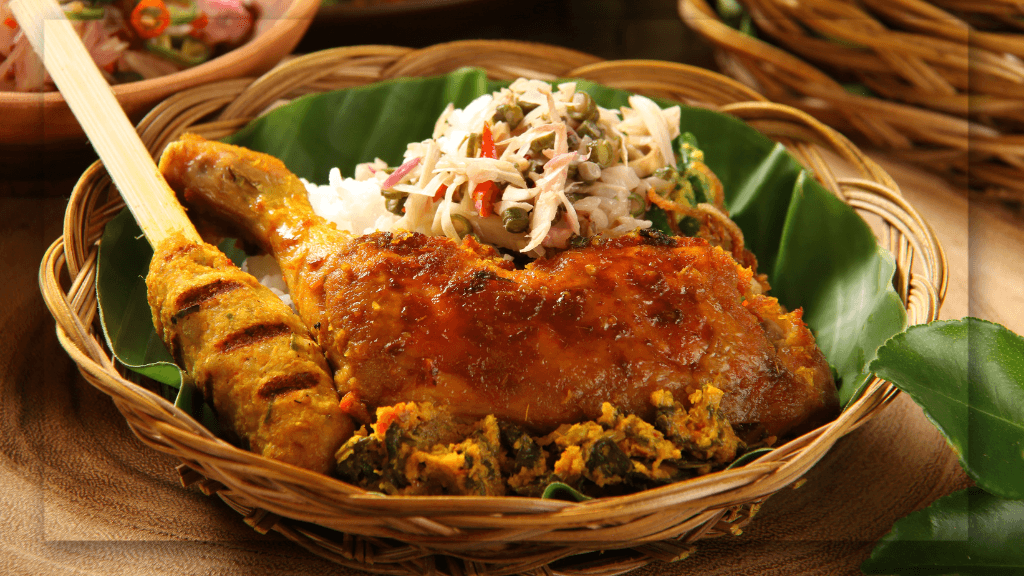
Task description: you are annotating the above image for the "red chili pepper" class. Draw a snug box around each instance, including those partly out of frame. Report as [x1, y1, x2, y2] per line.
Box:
[472, 181, 499, 218]
[432, 183, 448, 202]
[480, 122, 496, 159]
[130, 0, 170, 39]
[471, 122, 501, 216]
[4, 17, 18, 29]
[188, 11, 208, 38]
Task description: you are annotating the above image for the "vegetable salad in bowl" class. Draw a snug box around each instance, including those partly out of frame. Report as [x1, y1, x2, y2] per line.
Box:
[1, 0, 256, 90]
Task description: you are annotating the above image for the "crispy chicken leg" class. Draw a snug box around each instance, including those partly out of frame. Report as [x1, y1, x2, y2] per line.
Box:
[159, 134, 838, 438]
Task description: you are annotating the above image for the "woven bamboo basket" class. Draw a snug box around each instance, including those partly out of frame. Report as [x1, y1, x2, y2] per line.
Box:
[678, 0, 1024, 217]
[39, 40, 946, 575]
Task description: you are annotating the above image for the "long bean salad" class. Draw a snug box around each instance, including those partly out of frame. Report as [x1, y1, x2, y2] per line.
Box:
[307, 79, 725, 259]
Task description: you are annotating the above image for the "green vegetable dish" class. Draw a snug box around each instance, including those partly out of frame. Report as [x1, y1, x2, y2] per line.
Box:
[1, 0, 257, 90]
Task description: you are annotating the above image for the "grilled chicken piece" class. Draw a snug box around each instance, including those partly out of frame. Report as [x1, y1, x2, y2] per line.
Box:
[160, 134, 839, 438]
[147, 233, 354, 473]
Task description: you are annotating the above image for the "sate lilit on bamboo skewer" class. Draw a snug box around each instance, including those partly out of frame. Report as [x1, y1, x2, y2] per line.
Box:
[147, 234, 356, 474]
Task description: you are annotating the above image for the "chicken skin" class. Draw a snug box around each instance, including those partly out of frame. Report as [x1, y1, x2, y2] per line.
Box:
[159, 134, 839, 438]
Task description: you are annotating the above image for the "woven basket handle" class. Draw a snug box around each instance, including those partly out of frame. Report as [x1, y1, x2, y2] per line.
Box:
[9, 0, 200, 246]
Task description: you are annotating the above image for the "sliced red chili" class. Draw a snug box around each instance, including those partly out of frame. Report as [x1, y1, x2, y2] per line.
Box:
[130, 0, 171, 40]
[472, 181, 499, 218]
[471, 122, 500, 217]
[432, 183, 448, 202]
[480, 122, 496, 159]
[188, 11, 208, 38]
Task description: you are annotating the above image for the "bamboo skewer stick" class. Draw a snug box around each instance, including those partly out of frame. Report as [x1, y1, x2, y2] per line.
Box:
[10, 0, 201, 247]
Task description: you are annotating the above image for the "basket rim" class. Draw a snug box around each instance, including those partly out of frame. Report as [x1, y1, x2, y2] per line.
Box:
[676, 0, 1024, 211]
[39, 41, 947, 573]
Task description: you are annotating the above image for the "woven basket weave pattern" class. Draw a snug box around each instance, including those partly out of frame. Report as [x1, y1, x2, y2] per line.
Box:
[678, 0, 1024, 215]
[39, 41, 945, 576]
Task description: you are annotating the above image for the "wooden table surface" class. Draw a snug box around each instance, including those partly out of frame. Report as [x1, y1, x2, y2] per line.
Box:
[2, 3, 1023, 569]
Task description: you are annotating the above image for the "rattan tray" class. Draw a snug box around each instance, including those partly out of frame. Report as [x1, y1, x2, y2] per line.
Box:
[678, 0, 1024, 217]
[39, 40, 946, 576]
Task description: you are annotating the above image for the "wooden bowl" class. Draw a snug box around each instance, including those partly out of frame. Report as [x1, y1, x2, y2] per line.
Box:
[39, 41, 946, 575]
[0, 0, 318, 146]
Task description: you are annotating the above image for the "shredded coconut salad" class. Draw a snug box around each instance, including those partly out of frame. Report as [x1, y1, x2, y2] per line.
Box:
[302, 79, 696, 258]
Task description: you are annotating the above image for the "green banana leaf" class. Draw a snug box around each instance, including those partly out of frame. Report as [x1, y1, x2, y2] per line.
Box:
[97, 209, 184, 390]
[870, 318, 1024, 500]
[96, 68, 905, 417]
[861, 487, 1024, 575]
[860, 318, 1024, 573]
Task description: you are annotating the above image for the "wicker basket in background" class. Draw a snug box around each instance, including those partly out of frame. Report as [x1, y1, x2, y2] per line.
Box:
[679, 0, 1024, 217]
[39, 41, 946, 576]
